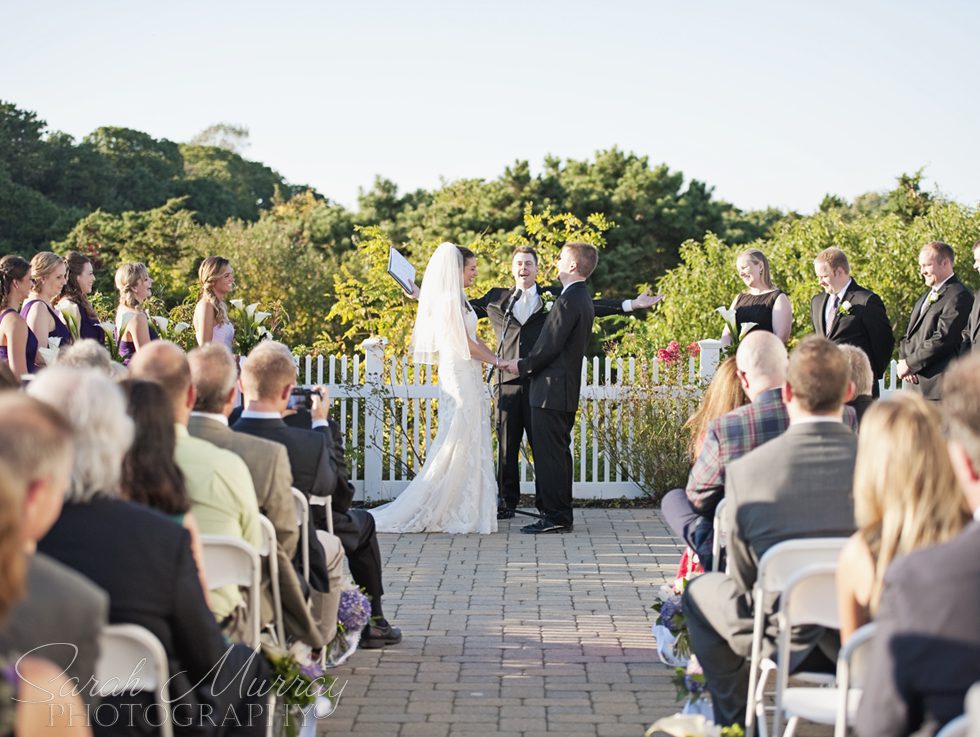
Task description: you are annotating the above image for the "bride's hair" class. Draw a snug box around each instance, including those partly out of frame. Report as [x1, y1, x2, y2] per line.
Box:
[457, 246, 475, 263]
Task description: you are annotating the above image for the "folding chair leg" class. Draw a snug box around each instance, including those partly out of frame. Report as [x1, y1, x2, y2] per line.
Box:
[782, 716, 799, 737]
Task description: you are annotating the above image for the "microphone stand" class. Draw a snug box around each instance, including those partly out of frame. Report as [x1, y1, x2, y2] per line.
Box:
[490, 289, 544, 520]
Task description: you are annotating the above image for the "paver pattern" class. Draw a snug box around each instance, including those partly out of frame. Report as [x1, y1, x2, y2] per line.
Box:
[318, 508, 687, 736]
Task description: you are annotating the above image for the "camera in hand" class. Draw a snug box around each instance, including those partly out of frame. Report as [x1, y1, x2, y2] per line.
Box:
[288, 386, 322, 411]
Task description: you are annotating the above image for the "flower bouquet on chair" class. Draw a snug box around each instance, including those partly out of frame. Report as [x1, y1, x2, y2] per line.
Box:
[323, 586, 372, 668]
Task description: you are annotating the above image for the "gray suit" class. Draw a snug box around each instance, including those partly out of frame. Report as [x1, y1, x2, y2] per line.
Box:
[0, 553, 108, 702]
[857, 521, 980, 737]
[683, 421, 857, 726]
[188, 414, 325, 649]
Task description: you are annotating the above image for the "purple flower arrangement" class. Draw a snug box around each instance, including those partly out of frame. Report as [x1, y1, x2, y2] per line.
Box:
[337, 588, 371, 634]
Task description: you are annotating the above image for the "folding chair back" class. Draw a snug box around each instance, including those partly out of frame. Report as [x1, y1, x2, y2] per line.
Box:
[95, 623, 175, 737]
[292, 487, 310, 582]
[745, 537, 848, 737]
[200, 534, 262, 648]
[308, 491, 334, 535]
[258, 515, 285, 645]
[711, 498, 728, 572]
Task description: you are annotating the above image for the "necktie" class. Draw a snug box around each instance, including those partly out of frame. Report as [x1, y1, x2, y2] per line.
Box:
[827, 295, 839, 335]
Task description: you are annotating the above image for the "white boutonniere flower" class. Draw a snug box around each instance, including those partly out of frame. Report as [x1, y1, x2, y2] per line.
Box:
[926, 291, 940, 305]
[837, 300, 852, 316]
[541, 293, 556, 313]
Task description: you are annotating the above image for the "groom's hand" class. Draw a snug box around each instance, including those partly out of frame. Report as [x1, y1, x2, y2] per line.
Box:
[498, 359, 519, 373]
[632, 290, 664, 310]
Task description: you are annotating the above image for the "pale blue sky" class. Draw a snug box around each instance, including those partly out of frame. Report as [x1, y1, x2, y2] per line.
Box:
[3, 1, 977, 213]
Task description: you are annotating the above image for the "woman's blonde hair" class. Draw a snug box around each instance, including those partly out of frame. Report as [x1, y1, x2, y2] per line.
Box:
[198, 256, 231, 325]
[853, 393, 970, 612]
[684, 356, 748, 460]
[737, 248, 774, 290]
[29, 251, 66, 293]
[114, 262, 150, 309]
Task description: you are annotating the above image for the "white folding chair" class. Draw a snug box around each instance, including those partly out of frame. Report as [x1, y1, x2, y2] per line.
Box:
[95, 623, 175, 737]
[772, 564, 871, 737]
[292, 487, 310, 582]
[936, 715, 969, 737]
[258, 515, 286, 645]
[745, 537, 849, 737]
[308, 491, 334, 535]
[200, 534, 261, 648]
[711, 498, 728, 572]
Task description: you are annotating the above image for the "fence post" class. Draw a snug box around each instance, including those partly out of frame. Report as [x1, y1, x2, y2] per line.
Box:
[360, 337, 388, 500]
[698, 339, 722, 382]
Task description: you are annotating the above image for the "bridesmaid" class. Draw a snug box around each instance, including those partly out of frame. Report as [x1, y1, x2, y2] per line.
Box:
[114, 262, 157, 365]
[57, 251, 106, 345]
[193, 256, 236, 351]
[721, 248, 793, 346]
[21, 252, 71, 364]
[0, 256, 37, 376]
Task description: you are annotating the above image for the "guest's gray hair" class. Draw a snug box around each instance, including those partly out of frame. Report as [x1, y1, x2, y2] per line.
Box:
[57, 339, 114, 375]
[839, 344, 873, 397]
[188, 343, 237, 413]
[27, 367, 134, 503]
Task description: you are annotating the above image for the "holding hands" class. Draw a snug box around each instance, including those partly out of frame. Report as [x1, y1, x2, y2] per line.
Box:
[497, 358, 519, 373]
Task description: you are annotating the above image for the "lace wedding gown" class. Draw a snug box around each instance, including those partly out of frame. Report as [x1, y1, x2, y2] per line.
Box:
[370, 307, 498, 534]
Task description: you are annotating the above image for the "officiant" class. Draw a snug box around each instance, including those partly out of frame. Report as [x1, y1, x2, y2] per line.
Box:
[469, 246, 662, 519]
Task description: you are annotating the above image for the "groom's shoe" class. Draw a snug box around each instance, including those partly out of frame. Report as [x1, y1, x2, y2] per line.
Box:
[521, 518, 573, 534]
[360, 620, 402, 649]
[497, 507, 516, 520]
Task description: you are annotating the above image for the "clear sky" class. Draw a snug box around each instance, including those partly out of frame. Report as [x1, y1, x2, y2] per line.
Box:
[3, 0, 977, 214]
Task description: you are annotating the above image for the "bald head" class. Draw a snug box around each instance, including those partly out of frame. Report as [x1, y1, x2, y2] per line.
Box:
[128, 341, 194, 423]
[735, 331, 788, 401]
[188, 343, 238, 415]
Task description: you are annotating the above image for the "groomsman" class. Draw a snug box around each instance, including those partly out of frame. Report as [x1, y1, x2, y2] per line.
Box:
[470, 246, 661, 519]
[810, 247, 893, 397]
[960, 240, 980, 354]
[897, 241, 972, 400]
[500, 242, 599, 533]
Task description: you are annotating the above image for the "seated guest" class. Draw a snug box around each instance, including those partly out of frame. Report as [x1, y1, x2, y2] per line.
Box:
[857, 354, 980, 737]
[0, 456, 92, 737]
[840, 344, 876, 425]
[661, 331, 790, 567]
[0, 393, 108, 699]
[838, 393, 969, 643]
[187, 343, 336, 649]
[31, 367, 270, 736]
[57, 338, 115, 375]
[120, 379, 210, 601]
[684, 336, 858, 727]
[129, 341, 263, 641]
[682, 356, 749, 460]
[235, 341, 402, 648]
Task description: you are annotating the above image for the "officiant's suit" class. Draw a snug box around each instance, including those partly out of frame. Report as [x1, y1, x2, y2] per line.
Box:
[809, 280, 894, 397]
[855, 521, 980, 737]
[683, 421, 857, 726]
[899, 275, 972, 400]
[471, 284, 626, 511]
[516, 281, 595, 528]
[959, 287, 980, 354]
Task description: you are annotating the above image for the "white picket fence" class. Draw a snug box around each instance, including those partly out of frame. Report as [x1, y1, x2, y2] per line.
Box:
[296, 338, 903, 501]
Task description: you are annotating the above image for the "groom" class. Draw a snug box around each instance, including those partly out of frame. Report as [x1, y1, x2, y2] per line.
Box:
[500, 242, 598, 534]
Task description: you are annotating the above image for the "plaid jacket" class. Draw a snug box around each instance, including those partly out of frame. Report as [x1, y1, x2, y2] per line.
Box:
[685, 388, 788, 515]
[685, 387, 857, 514]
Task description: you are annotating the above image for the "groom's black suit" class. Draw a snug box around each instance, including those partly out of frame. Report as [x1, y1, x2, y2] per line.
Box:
[517, 281, 595, 527]
[471, 284, 626, 510]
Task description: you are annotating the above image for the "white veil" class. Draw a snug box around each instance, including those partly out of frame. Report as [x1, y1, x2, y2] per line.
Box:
[410, 242, 471, 365]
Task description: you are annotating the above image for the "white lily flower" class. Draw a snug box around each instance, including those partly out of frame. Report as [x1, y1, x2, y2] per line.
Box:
[245, 302, 259, 319]
[37, 347, 59, 367]
[58, 301, 81, 324]
[117, 312, 135, 337]
[47, 336, 62, 349]
[98, 321, 115, 336]
[230, 298, 245, 311]
[254, 311, 271, 325]
[151, 315, 169, 332]
[174, 322, 191, 335]
[714, 306, 736, 325]
[738, 321, 758, 339]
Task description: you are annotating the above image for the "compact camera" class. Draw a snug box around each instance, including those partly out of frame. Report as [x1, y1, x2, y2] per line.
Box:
[287, 387, 322, 411]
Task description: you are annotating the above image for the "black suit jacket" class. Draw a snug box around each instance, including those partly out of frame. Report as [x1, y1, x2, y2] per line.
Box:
[471, 284, 624, 384]
[517, 281, 596, 411]
[856, 521, 980, 737]
[960, 290, 980, 354]
[810, 279, 894, 380]
[899, 275, 973, 399]
[38, 499, 230, 714]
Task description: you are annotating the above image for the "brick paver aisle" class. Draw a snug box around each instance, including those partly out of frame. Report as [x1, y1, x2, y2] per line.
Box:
[319, 509, 684, 736]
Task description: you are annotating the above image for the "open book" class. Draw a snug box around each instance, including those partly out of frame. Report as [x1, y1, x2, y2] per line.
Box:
[386, 247, 416, 296]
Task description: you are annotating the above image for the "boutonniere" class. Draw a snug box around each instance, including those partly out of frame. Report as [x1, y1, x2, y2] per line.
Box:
[836, 300, 852, 316]
[541, 292, 556, 313]
[926, 290, 940, 305]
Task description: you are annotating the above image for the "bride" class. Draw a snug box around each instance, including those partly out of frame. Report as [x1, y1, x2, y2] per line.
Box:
[370, 242, 500, 534]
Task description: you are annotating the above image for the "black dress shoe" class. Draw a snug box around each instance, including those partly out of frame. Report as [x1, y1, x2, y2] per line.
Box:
[497, 508, 516, 520]
[360, 622, 402, 649]
[520, 519, 572, 534]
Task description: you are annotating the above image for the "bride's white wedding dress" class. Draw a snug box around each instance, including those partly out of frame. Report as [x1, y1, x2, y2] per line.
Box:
[370, 247, 498, 534]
